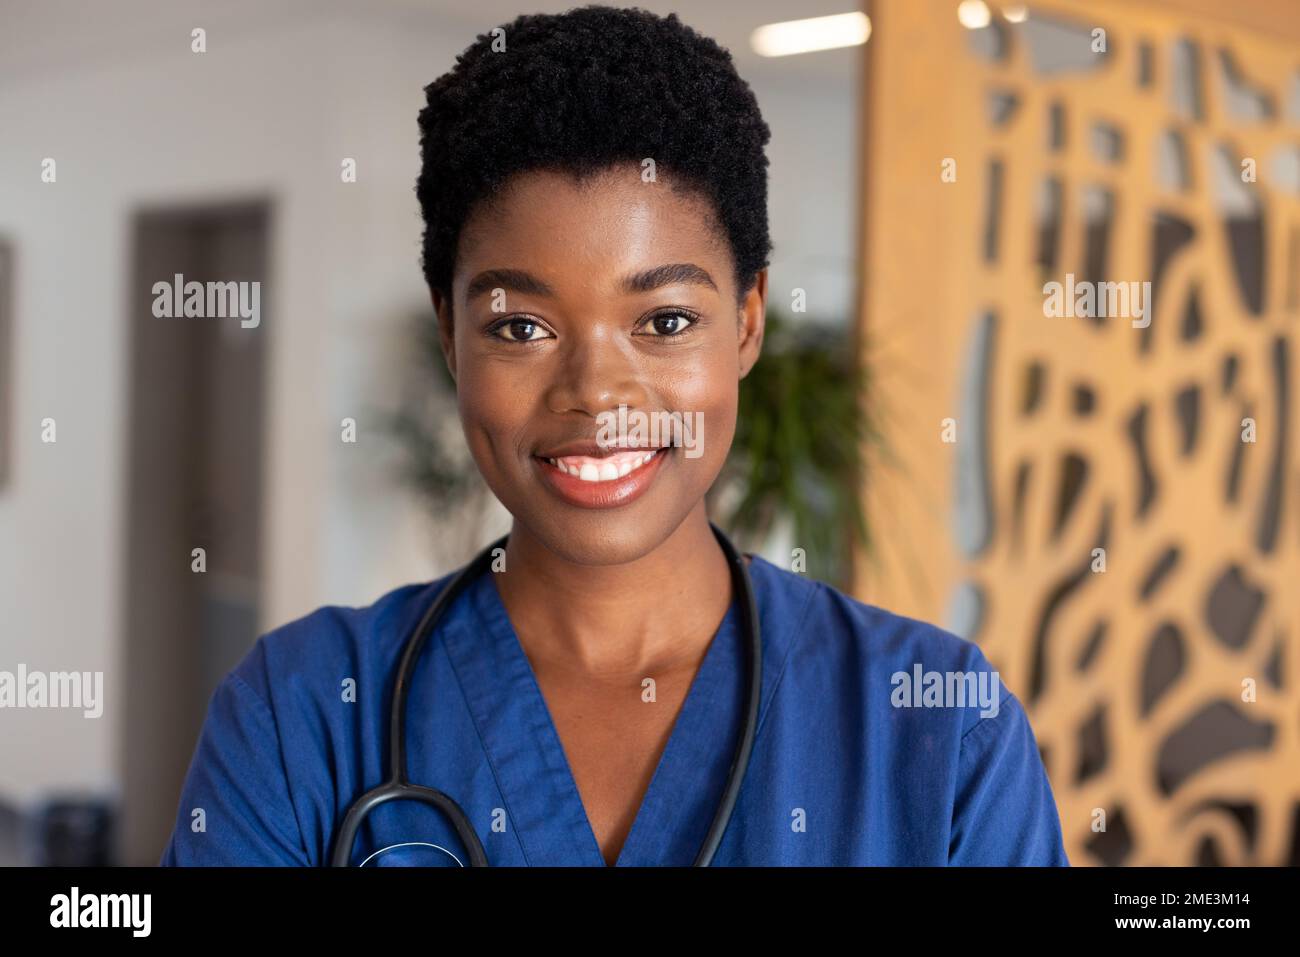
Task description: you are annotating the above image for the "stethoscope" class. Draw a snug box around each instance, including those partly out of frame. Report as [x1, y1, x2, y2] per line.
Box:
[330, 522, 762, 867]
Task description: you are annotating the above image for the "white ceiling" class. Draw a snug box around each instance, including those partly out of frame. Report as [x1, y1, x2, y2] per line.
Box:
[0, 0, 866, 86]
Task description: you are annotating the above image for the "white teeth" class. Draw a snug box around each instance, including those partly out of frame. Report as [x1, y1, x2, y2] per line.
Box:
[548, 448, 662, 482]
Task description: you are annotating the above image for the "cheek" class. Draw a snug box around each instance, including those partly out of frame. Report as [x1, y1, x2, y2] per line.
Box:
[664, 347, 738, 475]
[456, 361, 529, 469]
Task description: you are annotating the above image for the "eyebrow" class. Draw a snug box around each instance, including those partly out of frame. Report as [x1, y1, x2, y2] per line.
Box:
[465, 262, 717, 303]
[623, 262, 717, 295]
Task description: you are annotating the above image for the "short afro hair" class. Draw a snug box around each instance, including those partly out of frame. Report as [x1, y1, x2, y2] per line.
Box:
[416, 5, 772, 303]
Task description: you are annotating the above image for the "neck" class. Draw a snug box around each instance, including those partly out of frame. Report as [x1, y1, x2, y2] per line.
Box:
[493, 503, 733, 676]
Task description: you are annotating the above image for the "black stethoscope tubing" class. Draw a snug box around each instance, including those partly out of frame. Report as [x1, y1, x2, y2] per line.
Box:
[330, 522, 761, 867]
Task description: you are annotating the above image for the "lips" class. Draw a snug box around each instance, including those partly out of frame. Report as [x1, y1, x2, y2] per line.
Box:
[533, 445, 669, 508]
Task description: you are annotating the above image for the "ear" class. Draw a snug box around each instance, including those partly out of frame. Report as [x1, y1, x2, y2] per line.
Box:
[431, 288, 457, 383]
[737, 268, 767, 380]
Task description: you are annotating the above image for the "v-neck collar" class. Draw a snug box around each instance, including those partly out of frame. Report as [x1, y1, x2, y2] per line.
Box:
[438, 552, 799, 866]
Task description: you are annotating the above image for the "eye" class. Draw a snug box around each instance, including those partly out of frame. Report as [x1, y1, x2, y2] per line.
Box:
[639, 309, 699, 337]
[490, 317, 552, 342]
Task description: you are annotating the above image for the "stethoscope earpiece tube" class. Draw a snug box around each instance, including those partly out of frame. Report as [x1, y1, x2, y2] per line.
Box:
[330, 523, 760, 867]
[329, 537, 504, 868]
[692, 523, 762, 866]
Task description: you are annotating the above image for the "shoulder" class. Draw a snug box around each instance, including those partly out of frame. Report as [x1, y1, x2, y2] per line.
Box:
[745, 557, 1066, 863]
[751, 554, 993, 672]
[749, 555, 1005, 737]
[226, 572, 457, 708]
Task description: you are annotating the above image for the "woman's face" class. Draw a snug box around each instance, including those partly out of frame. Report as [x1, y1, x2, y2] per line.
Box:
[434, 165, 766, 565]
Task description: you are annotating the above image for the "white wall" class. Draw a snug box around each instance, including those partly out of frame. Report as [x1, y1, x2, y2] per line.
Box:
[0, 1, 857, 805]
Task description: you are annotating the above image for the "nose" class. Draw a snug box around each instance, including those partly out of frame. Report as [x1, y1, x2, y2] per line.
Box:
[543, 327, 650, 418]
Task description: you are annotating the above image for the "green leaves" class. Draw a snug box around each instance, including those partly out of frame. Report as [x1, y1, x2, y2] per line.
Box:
[715, 309, 878, 587]
[383, 310, 484, 515]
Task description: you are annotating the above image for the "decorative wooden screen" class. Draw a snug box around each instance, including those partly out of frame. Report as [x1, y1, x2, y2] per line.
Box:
[856, 0, 1300, 864]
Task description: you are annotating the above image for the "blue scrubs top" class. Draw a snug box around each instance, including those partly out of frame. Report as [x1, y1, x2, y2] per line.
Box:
[161, 554, 1069, 866]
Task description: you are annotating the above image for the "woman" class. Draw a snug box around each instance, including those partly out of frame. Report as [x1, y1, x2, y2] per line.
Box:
[162, 5, 1068, 867]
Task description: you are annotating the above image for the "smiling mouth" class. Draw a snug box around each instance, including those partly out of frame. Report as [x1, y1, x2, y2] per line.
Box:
[532, 445, 670, 509]
[541, 448, 665, 483]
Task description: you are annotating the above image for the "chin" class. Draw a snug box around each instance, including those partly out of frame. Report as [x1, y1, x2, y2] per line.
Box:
[515, 505, 686, 567]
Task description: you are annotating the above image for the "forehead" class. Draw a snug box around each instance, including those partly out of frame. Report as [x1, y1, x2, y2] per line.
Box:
[453, 166, 733, 297]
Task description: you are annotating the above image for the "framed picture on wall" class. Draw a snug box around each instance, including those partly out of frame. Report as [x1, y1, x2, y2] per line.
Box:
[0, 238, 11, 488]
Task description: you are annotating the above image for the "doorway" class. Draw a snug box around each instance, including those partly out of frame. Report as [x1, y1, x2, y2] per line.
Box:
[119, 201, 271, 865]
